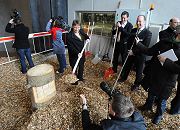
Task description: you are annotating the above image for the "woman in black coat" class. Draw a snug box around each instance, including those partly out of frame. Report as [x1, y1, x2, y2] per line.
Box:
[133, 25, 180, 124]
[67, 20, 89, 85]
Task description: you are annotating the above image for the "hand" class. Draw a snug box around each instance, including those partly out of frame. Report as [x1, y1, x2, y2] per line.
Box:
[135, 37, 140, 44]
[78, 53, 82, 58]
[49, 19, 53, 22]
[116, 22, 121, 27]
[157, 55, 167, 63]
[9, 19, 14, 24]
[85, 39, 90, 44]
[80, 94, 87, 105]
[128, 50, 134, 56]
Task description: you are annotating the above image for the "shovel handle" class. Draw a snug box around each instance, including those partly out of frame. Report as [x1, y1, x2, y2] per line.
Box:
[72, 41, 89, 74]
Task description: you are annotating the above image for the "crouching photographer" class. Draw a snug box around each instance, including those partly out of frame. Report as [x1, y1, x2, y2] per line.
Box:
[80, 82, 146, 130]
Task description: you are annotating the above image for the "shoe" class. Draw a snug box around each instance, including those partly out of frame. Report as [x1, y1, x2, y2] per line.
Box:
[21, 71, 27, 74]
[79, 79, 85, 82]
[169, 110, 180, 115]
[138, 105, 153, 112]
[131, 84, 139, 91]
[117, 78, 126, 83]
[152, 115, 162, 124]
[71, 81, 78, 85]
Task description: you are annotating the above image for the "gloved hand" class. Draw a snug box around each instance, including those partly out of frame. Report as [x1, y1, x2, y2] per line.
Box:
[128, 50, 134, 56]
[135, 36, 143, 44]
[80, 94, 87, 105]
[49, 19, 53, 22]
[9, 19, 14, 24]
[116, 21, 122, 27]
[85, 39, 90, 44]
[78, 53, 82, 58]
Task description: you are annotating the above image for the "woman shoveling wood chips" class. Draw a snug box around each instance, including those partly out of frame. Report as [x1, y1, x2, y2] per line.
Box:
[65, 20, 90, 85]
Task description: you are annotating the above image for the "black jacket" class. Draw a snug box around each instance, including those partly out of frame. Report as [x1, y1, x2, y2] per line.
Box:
[5, 23, 30, 49]
[159, 27, 176, 41]
[137, 39, 180, 99]
[67, 29, 89, 57]
[112, 21, 133, 44]
[82, 110, 146, 130]
[128, 28, 152, 60]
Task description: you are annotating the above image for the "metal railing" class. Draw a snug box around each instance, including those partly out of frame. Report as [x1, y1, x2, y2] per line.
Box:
[0, 31, 68, 66]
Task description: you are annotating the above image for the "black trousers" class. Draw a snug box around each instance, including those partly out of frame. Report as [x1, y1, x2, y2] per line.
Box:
[112, 43, 128, 72]
[69, 54, 85, 80]
[121, 55, 145, 85]
[170, 82, 180, 113]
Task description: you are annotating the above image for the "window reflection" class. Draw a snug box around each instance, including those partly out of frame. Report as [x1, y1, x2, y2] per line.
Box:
[77, 12, 115, 37]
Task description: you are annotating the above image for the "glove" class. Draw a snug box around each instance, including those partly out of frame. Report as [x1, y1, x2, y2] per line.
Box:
[85, 39, 90, 44]
[49, 19, 53, 22]
[78, 53, 82, 58]
[128, 50, 134, 56]
[9, 19, 14, 24]
[116, 22, 121, 27]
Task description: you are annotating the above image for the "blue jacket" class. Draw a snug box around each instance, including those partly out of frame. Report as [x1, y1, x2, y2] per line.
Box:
[46, 21, 65, 54]
[101, 111, 146, 130]
[82, 110, 146, 130]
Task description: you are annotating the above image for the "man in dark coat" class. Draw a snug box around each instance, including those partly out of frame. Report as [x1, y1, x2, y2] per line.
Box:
[80, 93, 146, 130]
[159, 17, 179, 41]
[5, 18, 34, 74]
[135, 25, 180, 124]
[159, 18, 180, 116]
[112, 11, 133, 73]
[118, 15, 152, 91]
[67, 20, 89, 85]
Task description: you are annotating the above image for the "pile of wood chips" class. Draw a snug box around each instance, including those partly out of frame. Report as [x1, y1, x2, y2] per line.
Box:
[0, 54, 179, 130]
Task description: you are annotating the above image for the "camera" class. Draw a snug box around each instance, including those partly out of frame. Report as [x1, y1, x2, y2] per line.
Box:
[10, 9, 21, 23]
[51, 16, 71, 31]
[100, 81, 122, 98]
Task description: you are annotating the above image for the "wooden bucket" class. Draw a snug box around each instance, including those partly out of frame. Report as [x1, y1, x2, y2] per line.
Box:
[27, 64, 56, 109]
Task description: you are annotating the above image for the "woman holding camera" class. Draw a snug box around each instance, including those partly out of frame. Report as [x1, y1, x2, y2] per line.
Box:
[46, 19, 67, 74]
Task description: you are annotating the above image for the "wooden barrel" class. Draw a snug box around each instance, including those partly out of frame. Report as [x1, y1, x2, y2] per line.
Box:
[27, 64, 56, 109]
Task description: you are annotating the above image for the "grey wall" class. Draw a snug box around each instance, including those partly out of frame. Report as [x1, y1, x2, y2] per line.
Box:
[68, 0, 180, 25]
[0, 0, 32, 37]
[29, 0, 68, 32]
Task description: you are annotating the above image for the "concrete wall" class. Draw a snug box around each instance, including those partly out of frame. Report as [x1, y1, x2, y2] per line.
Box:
[68, 0, 180, 25]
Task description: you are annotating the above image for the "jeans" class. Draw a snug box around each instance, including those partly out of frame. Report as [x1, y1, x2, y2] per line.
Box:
[145, 92, 167, 116]
[17, 48, 34, 73]
[56, 54, 66, 73]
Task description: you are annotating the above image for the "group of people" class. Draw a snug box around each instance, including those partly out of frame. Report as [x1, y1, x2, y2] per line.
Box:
[6, 17, 89, 85]
[5, 11, 180, 129]
[110, 11, 180, 125]
[46, 19, 90, 86]
[79, 12, 180, 130]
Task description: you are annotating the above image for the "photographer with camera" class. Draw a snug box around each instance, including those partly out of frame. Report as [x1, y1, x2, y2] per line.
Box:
[5, 11, 34, 74]
[80, 84, 146, 130]
[46, 18, 67, 74]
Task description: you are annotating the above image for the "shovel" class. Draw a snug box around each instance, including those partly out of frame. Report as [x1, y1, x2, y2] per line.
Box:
[91, 21, 105, 64]
[85, 22, 95, 57]
[103, 27, 118, 79]
[64, 41, 89, 84]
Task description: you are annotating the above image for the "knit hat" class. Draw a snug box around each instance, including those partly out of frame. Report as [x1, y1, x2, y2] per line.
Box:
[112, 94, 134, 118]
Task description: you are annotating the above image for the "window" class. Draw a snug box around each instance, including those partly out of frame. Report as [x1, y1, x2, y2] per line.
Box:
[76, 11, 115, 37]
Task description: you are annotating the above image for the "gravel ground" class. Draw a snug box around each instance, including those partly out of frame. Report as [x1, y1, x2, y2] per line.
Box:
[0, 54, 179, 130]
